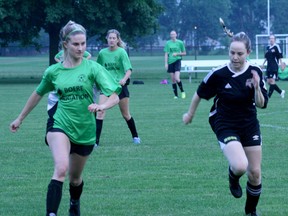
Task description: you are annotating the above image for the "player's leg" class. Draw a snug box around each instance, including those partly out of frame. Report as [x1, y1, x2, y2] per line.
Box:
[244, 146, 262, 215]
[46, 131, 71, 216]
[223, 140, 248, 198]
[175, 60, 185, 98]
[95, 94, 108, 146]
[119, 95, 140, 144]
[68, 144, 93, 216]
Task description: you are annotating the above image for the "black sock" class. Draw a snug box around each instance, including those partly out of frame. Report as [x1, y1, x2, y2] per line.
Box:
[126, 117, 138, 138]
[245, 181, 262, 214]
[177, 81, 184, 92]
[268, 84, 275, 97]
[172, 83, 178, 97]
[46, 179, 63, 215]
[69, 181, 84, 201]
[96, 119, 103, 145]
[274, 84, 282, 94]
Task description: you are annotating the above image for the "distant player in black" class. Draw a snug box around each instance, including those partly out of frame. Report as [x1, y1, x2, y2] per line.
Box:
[183, 32, 268, 216]
[262, 34, 285, 98]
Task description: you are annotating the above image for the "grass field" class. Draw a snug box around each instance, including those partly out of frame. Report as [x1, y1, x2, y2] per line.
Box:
[1, 56, 288, 215]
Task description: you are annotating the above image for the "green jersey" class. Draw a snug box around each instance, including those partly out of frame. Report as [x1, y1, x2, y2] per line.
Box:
[36, 59, 121, 145]
[164, 39, 186, 64]
[97, 47, 132, 82]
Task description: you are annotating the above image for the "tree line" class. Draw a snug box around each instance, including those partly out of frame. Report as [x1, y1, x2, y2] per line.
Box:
[1, 0, 287, 64]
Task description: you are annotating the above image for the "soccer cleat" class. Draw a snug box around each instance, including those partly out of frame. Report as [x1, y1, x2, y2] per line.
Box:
[48, 214, 56, 216]
[281, 90, 285, 98]
[173, 96, 178, 99]
[69, 199, 80, 216]
[133, 137, 141, 144]
[181, 92, 186, 99]
[229, 172, 242, 198]
[246, 211, 258, 216]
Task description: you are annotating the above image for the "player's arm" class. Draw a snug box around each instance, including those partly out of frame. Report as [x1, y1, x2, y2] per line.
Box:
[10, 91, 43, 132]
[183, 92, 201, 124]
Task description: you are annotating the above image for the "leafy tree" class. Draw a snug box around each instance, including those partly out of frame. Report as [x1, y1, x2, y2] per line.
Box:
[158, 0, 231, 43]
[0, 0, 162, 64]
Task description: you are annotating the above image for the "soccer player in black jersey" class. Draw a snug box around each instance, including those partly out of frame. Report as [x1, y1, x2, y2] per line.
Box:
[262, 34, 285, 98]
[183, 32, 268, 216]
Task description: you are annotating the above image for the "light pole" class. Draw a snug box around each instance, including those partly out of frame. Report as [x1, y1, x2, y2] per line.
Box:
[194, 26, 197, 60]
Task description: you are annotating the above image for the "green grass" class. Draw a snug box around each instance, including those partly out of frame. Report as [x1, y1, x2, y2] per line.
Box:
[1, 56, 288, 215]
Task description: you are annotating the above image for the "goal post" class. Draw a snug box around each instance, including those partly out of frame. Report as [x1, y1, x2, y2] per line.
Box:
[255, 34, 288, 59]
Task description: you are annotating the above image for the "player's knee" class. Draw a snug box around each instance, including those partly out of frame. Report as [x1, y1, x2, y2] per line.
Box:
[247, 167, 261, 184]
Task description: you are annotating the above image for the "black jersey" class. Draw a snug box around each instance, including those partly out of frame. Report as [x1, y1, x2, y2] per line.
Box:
[197, 62, 268, 131]
[265, 44, 283, 72]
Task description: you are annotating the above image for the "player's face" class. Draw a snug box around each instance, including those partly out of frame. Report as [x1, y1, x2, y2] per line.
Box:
[107, 33, 119, 49]
[65, 33, 86, 60]
[229, 41, 249, 71]
[170, 31, 177, 40]
[269, 36, 275, 45]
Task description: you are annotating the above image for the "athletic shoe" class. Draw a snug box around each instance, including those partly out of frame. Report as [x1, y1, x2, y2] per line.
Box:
[48, 214, 56, 216]
[229, 173, 242, 198]
[94, 143, 98, 149]
[181, 92, 186, 99]
[69, 199, 80, 216]
[173, 96, 178, 99]
[133, 137, 141, 144]
[246, 211, 258, 216]
[281, 90, 285, 98]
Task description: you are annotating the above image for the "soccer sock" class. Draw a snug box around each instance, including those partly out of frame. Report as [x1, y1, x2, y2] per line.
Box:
[96, 119, 103, 145]
[126, 117, 138, 138]
[245, 181, 262, 214]
[177, 81, 184, 92]
[46, 179, 63, 215]
[172, 83, 178, 96]
[229, 167, 241, 183]
[274, 84, 282, 94]
[69, 181, 84, 201]
[268, 84, 275, 97]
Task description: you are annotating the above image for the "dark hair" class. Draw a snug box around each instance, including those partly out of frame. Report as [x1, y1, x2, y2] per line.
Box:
[231, 32, 251, 52]
[106, 29, 126, 48]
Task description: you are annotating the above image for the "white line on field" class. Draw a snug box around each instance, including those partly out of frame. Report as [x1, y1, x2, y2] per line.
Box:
[261, 124, 288, 130]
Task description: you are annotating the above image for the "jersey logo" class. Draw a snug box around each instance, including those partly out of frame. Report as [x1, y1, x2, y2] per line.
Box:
[225, 83, 232, 89]
[252, 135, 260, 141]
[78, 74, 86, 82]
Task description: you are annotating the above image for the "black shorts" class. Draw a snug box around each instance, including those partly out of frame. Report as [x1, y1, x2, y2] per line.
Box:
[45, 128, 94, 156]
[99, 82, 129, 100]
[266, 70, 278, 79]
[167, 59, 181, 73]
[118, 85, 130, 100]
[216, 125, 262, 150]
[209, 115, 262, 149]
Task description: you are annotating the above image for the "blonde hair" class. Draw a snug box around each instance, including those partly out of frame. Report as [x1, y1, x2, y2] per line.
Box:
[59, 21, 86, 46]
[106, 29, 126, 49]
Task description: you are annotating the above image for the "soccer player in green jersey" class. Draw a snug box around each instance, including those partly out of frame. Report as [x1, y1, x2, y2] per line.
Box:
[164, 30, 186, 99]
[10, 21, 121, 216]
[95, 29, 141, 146]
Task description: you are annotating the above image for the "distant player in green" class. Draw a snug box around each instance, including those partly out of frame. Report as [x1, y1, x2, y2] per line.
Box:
[10, 21, 121, 216]
[54, 49, 91, 62]
[96, 29, 141, 146]
[164, 30, 186, 99]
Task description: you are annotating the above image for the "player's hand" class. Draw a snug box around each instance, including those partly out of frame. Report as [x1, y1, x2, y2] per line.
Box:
[119, 79, 126, 86]
[182, 113, 193, 125]
[10, 119, 22, 132]
[88, 103, 104, 112]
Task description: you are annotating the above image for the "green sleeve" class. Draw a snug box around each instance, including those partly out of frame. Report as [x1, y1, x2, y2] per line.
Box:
[36, 69, 55, 96]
